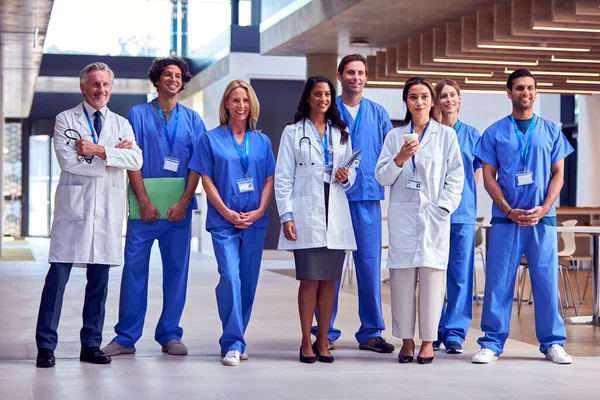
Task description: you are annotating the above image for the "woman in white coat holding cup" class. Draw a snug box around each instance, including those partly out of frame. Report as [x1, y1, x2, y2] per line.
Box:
[375, 76, 464, 364]
[275, 75, 356, 364]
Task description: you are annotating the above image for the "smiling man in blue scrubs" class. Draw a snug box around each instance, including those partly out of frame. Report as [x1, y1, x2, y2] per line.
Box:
[472, 69, 573, 365]
[102, 57, 206, 357]
[312, 54, 394, 353]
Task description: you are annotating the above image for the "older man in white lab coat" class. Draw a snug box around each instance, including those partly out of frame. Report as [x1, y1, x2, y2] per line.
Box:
[35, 62, 143, 368]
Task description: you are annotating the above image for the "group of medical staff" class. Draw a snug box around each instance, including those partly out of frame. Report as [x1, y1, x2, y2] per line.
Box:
[34, 54, 574, 370]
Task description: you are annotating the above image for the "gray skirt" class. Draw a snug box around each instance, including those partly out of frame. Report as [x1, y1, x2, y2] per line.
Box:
[293, 182, 345, 281]
[294, 247, 345, 281]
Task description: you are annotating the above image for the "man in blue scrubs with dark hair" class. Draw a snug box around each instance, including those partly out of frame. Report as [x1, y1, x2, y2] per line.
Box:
[472, 68, 573, 365]
[312, 54, 394, 353]
[102, 57, 206, 357]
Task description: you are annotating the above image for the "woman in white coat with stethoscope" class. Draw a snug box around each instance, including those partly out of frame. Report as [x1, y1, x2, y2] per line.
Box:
[275, 75, 356, 364]
[375, 76, 464, 364]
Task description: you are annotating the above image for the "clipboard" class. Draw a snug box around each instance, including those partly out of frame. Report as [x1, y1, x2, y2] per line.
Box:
[128, 177, 185, 220]
[343, 148, 363, 168]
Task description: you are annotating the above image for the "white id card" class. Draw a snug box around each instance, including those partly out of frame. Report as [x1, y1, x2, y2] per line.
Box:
[406, 179, 422, 191]
[516, 170, 534, 186]
[163, 157, 180, 172]
[353, 155, 362, 168]
[237, 177, 255, 193]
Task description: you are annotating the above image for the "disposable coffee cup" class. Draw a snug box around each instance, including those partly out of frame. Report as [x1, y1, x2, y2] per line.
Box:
[403, 133, 418, 141]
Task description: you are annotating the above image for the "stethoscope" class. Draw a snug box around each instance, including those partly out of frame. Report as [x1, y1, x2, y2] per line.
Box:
[298, 120, 314, 165]
[299, 119, 332, 166]
[64, 129, 94, 164]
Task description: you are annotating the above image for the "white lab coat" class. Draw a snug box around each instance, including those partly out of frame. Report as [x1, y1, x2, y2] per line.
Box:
[275, 119, 357, 251]
[48, 103, 143, 267]
[375, 119, 464, 270]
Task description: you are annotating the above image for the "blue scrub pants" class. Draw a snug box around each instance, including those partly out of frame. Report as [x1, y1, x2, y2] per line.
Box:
[36, 263, 110, 350]
[312, 200, 386, 344]
[211, 226, 266, 354]
[478, 223, 567, 356]
[113, 216, 191, 348]
[438, 224, 475, 345]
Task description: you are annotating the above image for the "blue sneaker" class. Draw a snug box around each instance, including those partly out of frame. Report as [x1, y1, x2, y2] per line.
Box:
[432, 340, 442, 351]
[446, 341, 463, 354]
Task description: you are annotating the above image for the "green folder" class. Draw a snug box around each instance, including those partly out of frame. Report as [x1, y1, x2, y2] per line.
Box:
[128, 177, 185, 220]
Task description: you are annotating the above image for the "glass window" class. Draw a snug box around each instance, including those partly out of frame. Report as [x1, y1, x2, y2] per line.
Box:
[28, 136, 51, 237]
[44, 0, 172, 56]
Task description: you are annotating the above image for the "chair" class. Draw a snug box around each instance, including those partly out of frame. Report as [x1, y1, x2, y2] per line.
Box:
[557, 220, 579, 315]
[517, 220, 579, 317]
[581, 220, 600, 302]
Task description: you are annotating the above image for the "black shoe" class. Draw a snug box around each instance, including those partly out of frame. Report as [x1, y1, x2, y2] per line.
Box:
[397, 354, 414, 363]
[299, 346, 316, 364]
[445, 341, 463, 354]
[313, 343, 334, 363]
[36, 348, 55, 368]
[358, 337, 395, 354]
[417, 355, 434, 364]
[80, 347, 112, 364]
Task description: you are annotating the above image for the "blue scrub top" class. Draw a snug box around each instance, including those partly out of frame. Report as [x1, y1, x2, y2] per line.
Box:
[126, 101, 207, 212]
[451, 121, 482, 224]
[336, 96, 393, 201]
[190, 125, 276, 230]
[474, 115, 573, 218]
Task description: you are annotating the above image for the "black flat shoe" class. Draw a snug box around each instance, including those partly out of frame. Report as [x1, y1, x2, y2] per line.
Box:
[299, 346, 316, 364]
[398, 355, 414, 363]
[417, 355, 434, 364]
[36, 348, 55, 368]
[80, 347, 112, 364]
[313, 343, 335, 363]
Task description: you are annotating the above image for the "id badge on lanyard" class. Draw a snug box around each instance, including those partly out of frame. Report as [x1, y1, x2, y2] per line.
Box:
[406, 122, 428, 192]
[156, 102, 181, 172]
[228, 124, 255, 193]
[511, 115, 536, 186]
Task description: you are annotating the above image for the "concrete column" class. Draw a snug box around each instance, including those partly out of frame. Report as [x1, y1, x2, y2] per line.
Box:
[306, 53, 338, 88]
[577, 94, 600, 206]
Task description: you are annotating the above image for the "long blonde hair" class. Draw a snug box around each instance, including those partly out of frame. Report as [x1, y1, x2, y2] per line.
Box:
[219, 80, 260, 131]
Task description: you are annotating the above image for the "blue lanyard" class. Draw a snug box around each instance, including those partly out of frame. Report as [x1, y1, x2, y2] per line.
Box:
[510, 114, 536, 171]
[322, 129, 330, 166]
[410, 121, 429, 174]
[227, 124, 250, 177]
[338, 97, 364, 144]
[155, 101, 180, 157]
[82, 105, 98, 144]
[453, 120, 461, 132]
[307, 119, 331, 167]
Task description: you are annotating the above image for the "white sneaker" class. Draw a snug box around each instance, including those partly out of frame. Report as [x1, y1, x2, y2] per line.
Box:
[545, 344, 572, 364]
[222, 350, 241, 366]
[221, 352, 248, 360]
[471, 348, 498, 364]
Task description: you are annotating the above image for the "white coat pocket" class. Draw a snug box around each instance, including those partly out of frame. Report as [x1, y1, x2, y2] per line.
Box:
[54, 185, 85, 221]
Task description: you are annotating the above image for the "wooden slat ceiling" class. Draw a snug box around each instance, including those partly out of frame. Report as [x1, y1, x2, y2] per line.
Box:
[263, 0, 600, 93]
[367, 0, 600, 92]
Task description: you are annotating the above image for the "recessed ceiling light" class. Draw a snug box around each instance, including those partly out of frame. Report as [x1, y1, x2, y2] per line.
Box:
[350, 38, 370, 47]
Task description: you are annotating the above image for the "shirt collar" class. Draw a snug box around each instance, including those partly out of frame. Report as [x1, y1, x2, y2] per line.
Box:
[82, 101, 108, 118]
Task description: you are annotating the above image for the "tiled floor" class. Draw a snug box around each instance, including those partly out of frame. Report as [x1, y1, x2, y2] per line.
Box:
[1, 239, 599, 399]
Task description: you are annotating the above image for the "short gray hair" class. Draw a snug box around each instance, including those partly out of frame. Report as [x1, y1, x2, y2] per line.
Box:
[79, 62, 115, 86]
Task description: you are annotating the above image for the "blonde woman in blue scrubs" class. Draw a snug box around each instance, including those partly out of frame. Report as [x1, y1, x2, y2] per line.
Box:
[190, 80, 275, 367]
